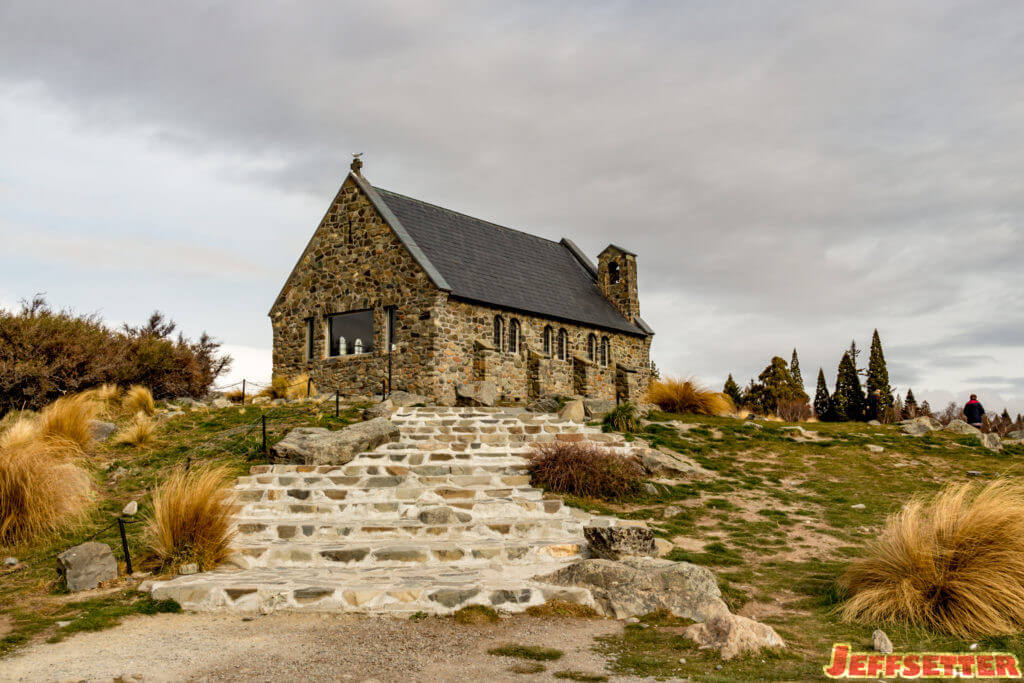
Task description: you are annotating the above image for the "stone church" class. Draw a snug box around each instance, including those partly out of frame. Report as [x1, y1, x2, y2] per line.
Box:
[270, 158, 654, 405]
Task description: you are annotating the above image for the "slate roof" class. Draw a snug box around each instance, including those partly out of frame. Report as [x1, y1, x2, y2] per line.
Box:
[370, 185, 648, 337]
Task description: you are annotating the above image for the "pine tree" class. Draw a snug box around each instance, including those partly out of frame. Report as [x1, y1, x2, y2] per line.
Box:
[904, 388, 918, 418]
[865, 329, 893, 407]
[790, 349, 804, 392]
[813, 368, 832, 420]
[1001, 408, 1012, 423]
[746, 356, 808, 415]
[832, 352, 865, 421]
[848, 340, 863, 376]
[723, 374, 743, 408]
[921, 400, 932, 416]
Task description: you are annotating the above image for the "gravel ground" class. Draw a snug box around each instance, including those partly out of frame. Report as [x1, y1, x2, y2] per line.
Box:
[0, 612, 640, 682]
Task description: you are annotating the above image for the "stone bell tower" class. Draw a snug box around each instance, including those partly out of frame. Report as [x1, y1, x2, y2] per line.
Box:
[597, 245, 640, 321]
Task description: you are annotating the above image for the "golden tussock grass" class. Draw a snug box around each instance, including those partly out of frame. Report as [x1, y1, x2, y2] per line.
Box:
[80, 383, 121, 417]
[0, 418, 40, 451]
[145, 466, 236, 572]
[37, 393, 100, 450]
[0, 437, 93, 546]
[645, 377, 735, 416]
[224, 389, 245, 403]
[113, 412, 157, 447]
[840, 479, 1024, 637]
[123, 385, 156, 416]
[261, 374, 314, 401]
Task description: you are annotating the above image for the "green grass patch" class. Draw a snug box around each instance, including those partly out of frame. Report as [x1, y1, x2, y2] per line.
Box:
[489, 644, 564, 661]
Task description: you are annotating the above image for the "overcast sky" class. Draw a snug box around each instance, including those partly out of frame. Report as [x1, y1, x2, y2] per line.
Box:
[1, 1, 1022, 413]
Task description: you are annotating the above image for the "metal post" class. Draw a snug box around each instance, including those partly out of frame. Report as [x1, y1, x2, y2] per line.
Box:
[117, 518, 133, 575]
[382, 379, 387, 400]
[262, 415, 268, 455]
[241, 379, 246, 404]
[307, 377, 312, 398]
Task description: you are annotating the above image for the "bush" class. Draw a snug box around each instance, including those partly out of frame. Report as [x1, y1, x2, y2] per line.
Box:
[0, 435, 92, 546]
[145, 466, 236, 572]
[528, 442, 642, 500]
[0, 297, 230, 414]
[646, 377, 734, 416]
[776, 399, 812, 422]
[604, 402, 641, 432]
[840, 480, 1024, 637]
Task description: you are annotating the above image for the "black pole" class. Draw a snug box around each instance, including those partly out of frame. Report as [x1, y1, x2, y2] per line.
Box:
[307, 377, 312, 398]
[262, 415, 268, 455]
[117, 518, 133, 575]
[382, 379, 387, 400]
[241, 379, 246, 404]
[185, 455, 191, 471]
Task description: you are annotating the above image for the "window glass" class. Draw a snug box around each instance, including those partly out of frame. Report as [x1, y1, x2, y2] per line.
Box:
[557, 329, 568, 361]
[587, 334, 596, 361]
[509, 319, 520, 353]
[493, 316, 504, 350]
[305, 317, 315, 360]
[543, 326, 552, 356]
[601, 337, 610, 366]
[328, 310, 374, 356]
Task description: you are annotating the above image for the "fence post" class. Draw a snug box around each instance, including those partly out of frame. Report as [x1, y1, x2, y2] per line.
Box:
[117, 518, 133, 575]
[262, 415, 268, 455]
[307, 377, 312, 398]
[242, 379, 246, 404]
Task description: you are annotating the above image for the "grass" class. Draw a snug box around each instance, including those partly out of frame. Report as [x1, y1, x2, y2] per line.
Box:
[525, 600, 602, 619]
[528, 441, 643, 500]
[604, 402, 641, 433]
[37, 393, 100, 450]
[489, 644, 564, 661]
[841, 479, 1024, 637]
[453, 604, 500, 624]
[554, 671, 608, 681]
[510, 662, 546, 674]
[145, 465, 236, 572]
[123, 385, 156, 417]
[646, 377, 735, 416]
[113, 412, 157, 447]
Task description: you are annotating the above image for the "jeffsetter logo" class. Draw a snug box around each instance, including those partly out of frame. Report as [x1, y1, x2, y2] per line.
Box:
[824, 644, 1022, 679]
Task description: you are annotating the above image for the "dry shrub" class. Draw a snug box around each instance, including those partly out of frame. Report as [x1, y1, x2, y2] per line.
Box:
[646, 377, 734, 416]
[37, 393, 99, 450]
[224, 389, 245, 404]
[528, 442, 642, 500]
[777, 399, 813, 423]
[0, 438, 92, 546]
[80, 383, 121, 416]
[123, 385, 156, 416]
[260, 374, 313, 401]
[525, 600, 601, 619]
[841, 480, 1024, 637]
[145, 466, 236, 571]
[113, 412, 157, 447]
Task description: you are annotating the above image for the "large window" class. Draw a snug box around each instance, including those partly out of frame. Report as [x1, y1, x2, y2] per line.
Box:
[509, 319, 520, 354]
[327, 310, 374, 356]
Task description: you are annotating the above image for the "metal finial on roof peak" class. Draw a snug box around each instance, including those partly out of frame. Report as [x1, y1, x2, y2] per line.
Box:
[350, 152, 363, 175]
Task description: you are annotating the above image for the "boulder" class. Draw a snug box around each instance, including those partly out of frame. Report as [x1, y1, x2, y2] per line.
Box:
[584, 526, 656, 560]
[640, 447, 713, 478]
[527, 394, 562, 413]
[584, 399, 617, 421]
[873, 629, 893, 654]
[559, 399, 585, 422]
[683, 614, 785, 660]
[171, 397, 201, 408]
[944, 419, 980, 435]
[271, 418, 399, 466]
[866, 444, 884, 453]
[539, 556, 730, 621]
[363, 399, 395, 420]
[455, 381, 497, 407]
[251, 396, 271, 406]
[901, 417, 941, 436]
[89, 420, 117, 442]
[271, 398, 287, 406]
[1008, 430, 1024, 440]
[388, 391, 429, 408]
[980, 432, 1002, 451]
[210, 397, 233, 409]
[57, 542, 117, 592]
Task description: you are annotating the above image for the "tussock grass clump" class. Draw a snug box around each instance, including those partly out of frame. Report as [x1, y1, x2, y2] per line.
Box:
[113, 413, 157, 447]
[0, 438, 92, 546]
[0, 418, 40, 451]
[145, 466, 236, 572]
[646, 377, 734, 416]
[123, 385, 156, 417]
[488, 644, 564, 661]
[525, 600, 601, 619]
[224, 389, 245, 403]
[37, 393, 99, 451]
[453, 604, 500, 624]
[840, 480, 1024, 637]
[604, 402, 641, 433]
[260, 374, 313, 401]
[528, 442, 643, 501]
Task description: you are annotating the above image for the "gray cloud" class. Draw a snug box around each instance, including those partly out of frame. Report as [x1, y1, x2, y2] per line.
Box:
[0, 1, 1022, 400]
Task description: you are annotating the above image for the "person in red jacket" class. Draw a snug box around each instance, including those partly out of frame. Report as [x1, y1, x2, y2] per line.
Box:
[963, 394, 985, 429]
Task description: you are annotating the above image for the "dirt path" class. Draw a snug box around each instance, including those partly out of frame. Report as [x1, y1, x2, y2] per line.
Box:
[0, 612, 634, 682]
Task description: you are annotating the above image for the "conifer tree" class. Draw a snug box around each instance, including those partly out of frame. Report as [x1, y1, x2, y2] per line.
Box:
[1001, 408, 1012, 423]
[723, 374, 743, 408]
[848, 340, 862, 376]
[746, 356, 808, 415]
[790, 349, 804, 392]
[905, 388, 918, 418]
[813, 368, 832, 420]
[866, 329, 893, 407]
[832, 352, 865, 421]
[921, 400, 932, 416]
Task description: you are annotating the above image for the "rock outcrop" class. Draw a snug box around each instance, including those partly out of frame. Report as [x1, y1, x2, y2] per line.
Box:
[583, 526, 656, 560]
[683, 613, 786, 660]
[271, 418, 399, 466]
[900, 416, 942, 435]
[455, 381, 497, 407]
[944, 419, 980, 435]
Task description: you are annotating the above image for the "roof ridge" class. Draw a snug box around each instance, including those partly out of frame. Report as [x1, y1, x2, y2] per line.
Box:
[373, 186, 566, 249]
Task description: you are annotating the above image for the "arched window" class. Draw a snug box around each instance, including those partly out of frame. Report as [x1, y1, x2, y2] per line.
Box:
[557, 329, 569, 361]
[509, 319, 520, 354]
[493, 315, 504, 351]
[600, 337, 610, 366]
[587, 334, 596, 362]
[543, 325, 553, 357]
[608, 261, 621, 284]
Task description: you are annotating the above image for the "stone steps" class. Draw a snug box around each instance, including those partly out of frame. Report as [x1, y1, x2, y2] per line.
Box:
[233, 516, 588, 543]
[233, 497, 578, 520]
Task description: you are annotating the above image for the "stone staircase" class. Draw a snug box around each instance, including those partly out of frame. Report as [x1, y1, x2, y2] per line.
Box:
[146, 407, 644, 615]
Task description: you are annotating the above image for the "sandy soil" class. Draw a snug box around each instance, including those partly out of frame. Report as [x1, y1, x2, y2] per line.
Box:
[0, 612, 638, 682]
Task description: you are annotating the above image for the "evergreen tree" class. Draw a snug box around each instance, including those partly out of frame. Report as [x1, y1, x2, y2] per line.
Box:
[723, 374, 743, 408]
[921, 400, 932, 416]
[848, 340, 863, 376]
[832, 352, 865, 421]
[865, 329, 893, 407]
[905, 388, 918, 418]
[790, 349, 804, 392]
[893, 392, 904, 420]
[1001, 408, 1012, 423]
[746, 356, 808, 415]
[813, 368, 832, 420]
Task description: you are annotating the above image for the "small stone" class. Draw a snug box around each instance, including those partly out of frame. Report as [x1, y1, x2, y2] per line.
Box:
[625, 617, 640, 624]
[56, 620, 72, 628]
[872, 629, 893, 654]
[89, 420, 117, 442]
[967, 470, 983, 477]
[121, 501, 139, 517]
[3, 557, 18, 566]
[866, 445, 884, 453]
[716, 664, 723, 670]
[970, 643, 979, 651]
[678, 658, 686, 664]
[662, 506, 683, 519]
[643, 482, 658, 495]
[178, 563, 199, 575]
[851, 503, 866, 509]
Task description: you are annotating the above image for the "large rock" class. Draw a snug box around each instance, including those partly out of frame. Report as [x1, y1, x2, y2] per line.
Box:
[539, 556, 730, 621]
[89, 420, 117, 442]
[980, 432, 1002, 451]
[363, 399, 395, 420]
[901, 416, 941, 435]
[210, 397, 233, 409]
[388, 391, 429, 408]
[683, 614, 785, 660]
[251, 396, 271, 406]
[527, 394, 562, 414]
[57, 542, 117, 592]
[455, 381, 497, 407]
[559, 399, 585, 422]
[640, 447, 712, 478]
[271, 418, 399, 466]
[584, 399, 617, 421]
[584, 526, 656, 560]
[1008, 430, 1024, 440]
[944, 419, 980, 435]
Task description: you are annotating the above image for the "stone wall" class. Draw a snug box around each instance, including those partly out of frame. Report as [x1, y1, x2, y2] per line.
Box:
[270, 176, 442, 396]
